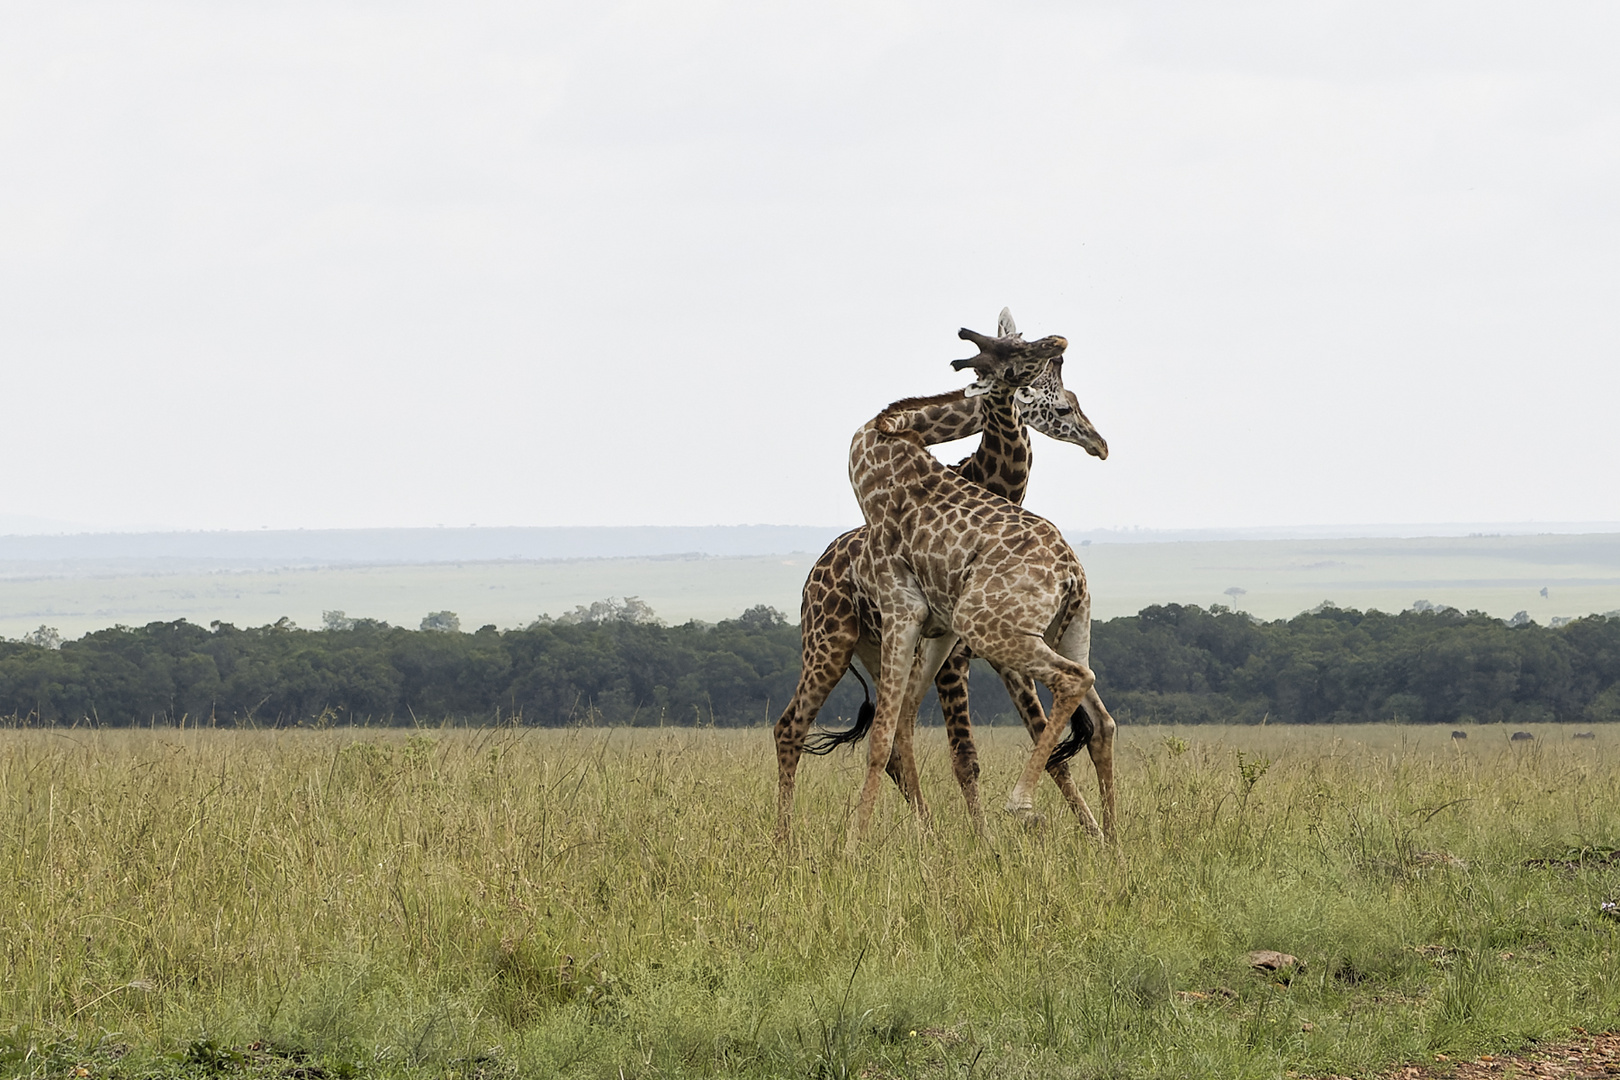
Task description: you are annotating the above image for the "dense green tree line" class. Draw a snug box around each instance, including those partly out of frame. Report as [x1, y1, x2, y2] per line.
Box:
[0, 606, 820, 727]
[1088, 603, 1620, 726]
[1, 603, 1617, 727]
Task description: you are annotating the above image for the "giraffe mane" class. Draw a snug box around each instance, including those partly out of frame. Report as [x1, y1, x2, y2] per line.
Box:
[877, 389, 967, 417]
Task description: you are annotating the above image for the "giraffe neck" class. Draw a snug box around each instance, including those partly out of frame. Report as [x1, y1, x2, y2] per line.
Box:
[871, 390, 985, 446]
[950, 382, 1031, 503]
[851, 380, 1029, 530]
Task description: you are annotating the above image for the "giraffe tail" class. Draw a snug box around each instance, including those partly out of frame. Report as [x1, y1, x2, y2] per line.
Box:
[1047, 700, 1095, 768]
[803, 667, 876, 756]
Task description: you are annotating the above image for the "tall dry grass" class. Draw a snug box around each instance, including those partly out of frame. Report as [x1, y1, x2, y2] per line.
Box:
[2, 722, 1617, 1078]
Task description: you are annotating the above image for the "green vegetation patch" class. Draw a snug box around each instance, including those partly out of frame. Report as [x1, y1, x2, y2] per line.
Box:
[1, 725, 1618, 1078]
[4, 602, 1620, 729]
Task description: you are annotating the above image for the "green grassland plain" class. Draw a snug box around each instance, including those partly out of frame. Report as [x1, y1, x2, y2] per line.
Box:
[4, 533, 1619, 640]
[3, 723, 1617, 1079]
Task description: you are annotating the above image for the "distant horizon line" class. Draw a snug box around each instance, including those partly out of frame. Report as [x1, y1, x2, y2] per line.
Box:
[5, 520, 1620, 541]
[2, 521, 1619, 570]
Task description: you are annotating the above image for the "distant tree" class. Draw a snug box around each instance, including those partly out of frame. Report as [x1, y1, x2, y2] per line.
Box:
[322, 610, 355, 632]
[19, 625, 63, 650]
[1223, 587, 1247, 606]
[1509, 610, 1533, 628]
[548, 596, 661, 626]
[734, 604, 787, 630]
[420, 611, 461, 633]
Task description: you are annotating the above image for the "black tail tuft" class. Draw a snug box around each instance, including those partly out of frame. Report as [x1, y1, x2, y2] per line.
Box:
[804, 699, 874, 755]
[804, 668, 875, 755]
[1047, 701, 1095, 768]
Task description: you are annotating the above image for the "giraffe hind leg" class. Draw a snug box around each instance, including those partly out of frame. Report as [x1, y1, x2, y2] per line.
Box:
[1049, 698, 1094, 767]
[1081, 687, 1118, 841]
[1006, 671, 1092, 819]
[774, 626, 860, 842]
[997, 667, 1103, 837]
[1052, 609, 1118, 842]
[803, 634, 929, 814]
[936, 642, 986, 835]
[955, 613, 1095, 818]
[803, 666, 874, 755]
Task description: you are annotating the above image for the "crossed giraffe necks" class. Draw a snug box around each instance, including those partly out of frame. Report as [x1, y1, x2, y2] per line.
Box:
[772, 385, 1096, 840]
[842, 370, 1117, 845]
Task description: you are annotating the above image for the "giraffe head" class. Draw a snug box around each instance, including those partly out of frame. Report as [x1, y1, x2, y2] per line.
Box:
[951, 327, 1068, 388]
[955, 320, 1108, 459]
[962, 354, 1108, 460]
[1009, 357, 1109, 460]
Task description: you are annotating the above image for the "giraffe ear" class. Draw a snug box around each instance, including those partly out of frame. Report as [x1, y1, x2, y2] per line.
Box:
[998, 307, 1018, 339]
[963, 379, 991, 398]
[1014, 386, 1036, 405]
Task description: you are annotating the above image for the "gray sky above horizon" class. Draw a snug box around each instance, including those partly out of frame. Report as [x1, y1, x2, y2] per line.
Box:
[5, 1, 1618, 535]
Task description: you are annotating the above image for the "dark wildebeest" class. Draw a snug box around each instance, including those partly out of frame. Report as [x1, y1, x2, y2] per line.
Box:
[1510, 731, 1534, 742]
[1451, 730, 1468, 740]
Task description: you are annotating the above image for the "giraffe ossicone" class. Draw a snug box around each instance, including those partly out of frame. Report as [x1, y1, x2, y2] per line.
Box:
[996, 306, 1018, 339]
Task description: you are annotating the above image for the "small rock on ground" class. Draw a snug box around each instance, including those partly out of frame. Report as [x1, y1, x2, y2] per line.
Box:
[1248, 950, 1303, 972]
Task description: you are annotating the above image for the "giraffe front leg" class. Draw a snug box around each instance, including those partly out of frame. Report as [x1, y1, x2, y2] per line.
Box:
[888, 635, 958, 832]
[887, 657, 927, 830]
[848, 615, 924, 852]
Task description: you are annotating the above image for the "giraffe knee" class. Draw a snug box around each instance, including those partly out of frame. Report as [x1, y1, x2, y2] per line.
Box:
[1095, 711, 1117, 744]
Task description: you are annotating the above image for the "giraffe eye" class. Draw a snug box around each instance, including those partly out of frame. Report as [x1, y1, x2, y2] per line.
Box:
[1056, 406, 1073, 416]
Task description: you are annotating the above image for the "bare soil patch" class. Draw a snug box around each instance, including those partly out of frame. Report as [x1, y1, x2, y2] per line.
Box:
[1317, 1031, 1620, 1080]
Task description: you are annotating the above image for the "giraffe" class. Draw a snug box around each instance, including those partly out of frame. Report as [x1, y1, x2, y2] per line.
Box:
[772, 315, 1109, 840]
[844, 327, 1118, 847]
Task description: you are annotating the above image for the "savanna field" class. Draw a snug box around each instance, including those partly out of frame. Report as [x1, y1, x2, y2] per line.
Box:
[3, 723, 1618, 1079]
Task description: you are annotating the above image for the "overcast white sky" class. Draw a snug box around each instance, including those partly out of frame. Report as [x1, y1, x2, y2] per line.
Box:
[4, 1, 1617, 535]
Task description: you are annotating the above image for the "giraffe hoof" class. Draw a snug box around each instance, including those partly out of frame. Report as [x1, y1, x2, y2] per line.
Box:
[1006, 805, 1045, 830]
